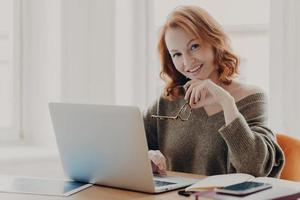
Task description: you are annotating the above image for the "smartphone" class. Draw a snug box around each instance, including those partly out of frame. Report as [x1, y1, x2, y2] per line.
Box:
[215, 181, 272, 196]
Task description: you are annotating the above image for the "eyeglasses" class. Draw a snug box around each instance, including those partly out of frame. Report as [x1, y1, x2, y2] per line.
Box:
[151, 85, 192, 121]
[151, 101, 192, 121]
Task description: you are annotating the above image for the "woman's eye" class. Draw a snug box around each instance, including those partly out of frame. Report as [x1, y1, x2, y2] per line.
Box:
[172, 52, 181, 58]
[191, 44, 199, 50]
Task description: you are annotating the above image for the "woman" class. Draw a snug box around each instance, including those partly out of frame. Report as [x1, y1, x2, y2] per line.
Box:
[144, 5, 284, 177]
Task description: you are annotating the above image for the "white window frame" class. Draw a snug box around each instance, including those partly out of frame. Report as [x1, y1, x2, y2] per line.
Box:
[0, 0, 21, 142]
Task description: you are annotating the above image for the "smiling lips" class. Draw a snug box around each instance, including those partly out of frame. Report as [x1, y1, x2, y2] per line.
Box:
[187, 63, 204, 73]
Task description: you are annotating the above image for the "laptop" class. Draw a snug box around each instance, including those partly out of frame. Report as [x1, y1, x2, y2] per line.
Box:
[48, 103, 198, 193]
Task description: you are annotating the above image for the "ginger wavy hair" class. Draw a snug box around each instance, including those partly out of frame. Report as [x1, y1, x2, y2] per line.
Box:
[158, 6, 239, 100]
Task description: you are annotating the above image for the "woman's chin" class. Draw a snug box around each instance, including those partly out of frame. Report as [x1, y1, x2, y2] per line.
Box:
[189, 74, 207, 80]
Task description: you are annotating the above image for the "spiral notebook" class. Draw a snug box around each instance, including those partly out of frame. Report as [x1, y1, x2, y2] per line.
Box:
[0, 175, 92, 196]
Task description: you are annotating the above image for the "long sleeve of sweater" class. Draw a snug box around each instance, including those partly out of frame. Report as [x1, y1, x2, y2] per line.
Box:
[219, 93, 285, 177]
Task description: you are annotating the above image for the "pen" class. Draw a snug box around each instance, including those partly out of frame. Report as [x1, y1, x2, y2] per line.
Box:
[178, 190, 195, 197]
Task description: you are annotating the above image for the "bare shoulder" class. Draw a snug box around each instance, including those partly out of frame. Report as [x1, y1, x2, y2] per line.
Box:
[225, 80, 265, 102]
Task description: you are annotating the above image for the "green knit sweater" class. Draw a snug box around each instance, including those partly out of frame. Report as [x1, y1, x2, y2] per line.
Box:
[143, 93, 285, 177]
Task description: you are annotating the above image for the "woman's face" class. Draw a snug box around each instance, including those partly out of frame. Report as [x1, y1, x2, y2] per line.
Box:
[165, 27, 216, 80]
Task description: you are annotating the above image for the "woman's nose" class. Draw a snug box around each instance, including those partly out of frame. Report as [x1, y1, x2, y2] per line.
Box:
[183, 53, 194, 69]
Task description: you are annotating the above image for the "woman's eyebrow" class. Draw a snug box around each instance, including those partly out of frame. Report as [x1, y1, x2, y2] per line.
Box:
[186, 39, 196, 47]
[169, 39, 197, 53]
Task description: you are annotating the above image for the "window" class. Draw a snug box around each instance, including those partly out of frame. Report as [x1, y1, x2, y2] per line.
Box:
[0, 0, 20, 141]
[147, 0, 270, 103]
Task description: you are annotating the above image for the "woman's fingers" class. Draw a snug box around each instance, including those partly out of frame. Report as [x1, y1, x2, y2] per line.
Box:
[195, 88, 201, 102]
[184, 86, 192, 101]
[148, 150, 167, 176]
[149, 151, 165, 168]
[184, 79, 232, 109]
[185, 81, 205, 104]
[191, 93, 216, 108]
[183, 81, 192, 91]
[156, 151, 166, 171]
[191, 88, 206, 106]
[184, 80, 219, 107]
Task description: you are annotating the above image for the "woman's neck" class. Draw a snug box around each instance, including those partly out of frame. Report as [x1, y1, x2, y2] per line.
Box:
[208, 69, 222, 85]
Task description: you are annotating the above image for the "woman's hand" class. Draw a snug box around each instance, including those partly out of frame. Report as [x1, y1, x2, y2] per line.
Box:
[148, 150, 167, 176]
[184, 79, 240, 125]
[184, 79, 233, 108]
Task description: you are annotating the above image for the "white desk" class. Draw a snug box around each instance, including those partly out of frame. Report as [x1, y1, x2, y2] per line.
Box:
[0, 157, 203, 200]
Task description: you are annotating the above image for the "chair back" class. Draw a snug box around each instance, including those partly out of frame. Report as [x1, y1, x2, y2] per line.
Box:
[276, 134, 300, 181]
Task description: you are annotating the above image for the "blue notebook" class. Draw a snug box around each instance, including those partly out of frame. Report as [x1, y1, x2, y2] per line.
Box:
[0, 175, 92, 196]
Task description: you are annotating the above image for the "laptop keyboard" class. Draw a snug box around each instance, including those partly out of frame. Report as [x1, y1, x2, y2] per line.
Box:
[154, 180, 176, 187]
